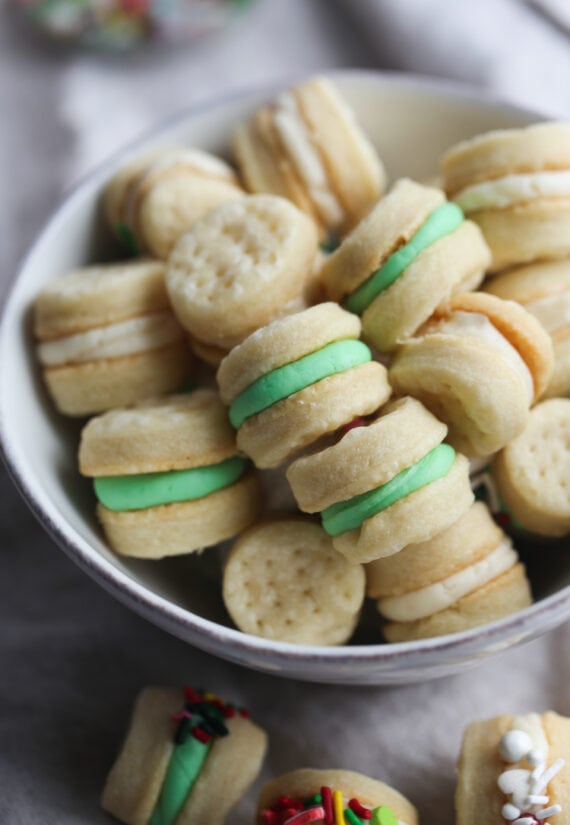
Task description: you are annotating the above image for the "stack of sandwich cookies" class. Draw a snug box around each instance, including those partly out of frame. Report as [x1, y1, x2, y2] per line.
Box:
[216, 303, 391, 468]
[223, 518, 366, 645]
[389, 292, 554, 456]
[78, 390, 260, 557]
[491, 398, 570, 537]
[286, 397, 474, 564]
[166, 195, 319, 362]
[257, 769, 418, 825]
[102, 686, 268, 825]
[233, 75, 386, 242]
[456, 711, 569, 825]
[34, 260, 191, 416]
[320, 178, 491, 352]
[104, 148, 244, 260]
[485, 259, 570, 399]
[442, 122, 570, 271]
[366, 501, 532, 642]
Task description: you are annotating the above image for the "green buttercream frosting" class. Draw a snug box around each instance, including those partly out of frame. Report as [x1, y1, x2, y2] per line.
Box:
[94, 455, 247, 512]
[149, 733, 211, 825]
[371, 806, 398, 825]
[229, 339, 372, 429]
[115, 223, 139, 256]
[321, 443, 455, 536]
[345, 202, 464, 315]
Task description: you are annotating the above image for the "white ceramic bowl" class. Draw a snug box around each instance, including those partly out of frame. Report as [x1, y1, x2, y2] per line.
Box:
[1, 70, 569, 685]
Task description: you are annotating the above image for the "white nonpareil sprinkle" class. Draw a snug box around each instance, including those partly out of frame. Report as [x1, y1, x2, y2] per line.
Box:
[536, 805, 562, 820]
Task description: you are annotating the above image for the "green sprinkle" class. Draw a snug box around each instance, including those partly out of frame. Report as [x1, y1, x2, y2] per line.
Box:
[304, 794, 323, 805]
[321, 443, 455, 536]
[345, 202, 464, 316]
[371, 805, 398, 825]
[229, 339, 372, 429]
[94, 455, 247, 512]
[345, 809, 363, 825]
[116, 223, 139, 256]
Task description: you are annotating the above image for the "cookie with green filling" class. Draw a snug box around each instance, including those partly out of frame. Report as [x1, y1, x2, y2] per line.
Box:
[78, 390, 260, 558]
[102, 686, 267, 825]
[320, 178, 490, 352]
[286, 397, 474, 564]
[216, 303, 391, 469]
[257, 768, 418, 825]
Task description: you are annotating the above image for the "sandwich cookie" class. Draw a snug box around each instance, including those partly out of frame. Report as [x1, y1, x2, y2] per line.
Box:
[456, 711, 569, 825]
[491, 398, 570, 537]
[257, 768, 418, 825]
[78, 390, 260, 558]
[34, 260, 192, 416]
[485, 259, 570, 399]
[167, 195, 318, 358]
[320, 178, 491, 352]
[389, 292, 554, 457]
[216, 303, 391, 468]
[286, 397, 474, 564]
[104, 148, 244, 259]
[223, 518, 366, 645]
[233, 75, 385, 243]
[366, 501, 532, 642]
[102, 685, 268, 825]
[441, 122, 570, 271]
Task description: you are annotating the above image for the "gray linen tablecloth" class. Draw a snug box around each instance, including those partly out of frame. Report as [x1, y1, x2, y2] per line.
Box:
[1, 1, 569, 822]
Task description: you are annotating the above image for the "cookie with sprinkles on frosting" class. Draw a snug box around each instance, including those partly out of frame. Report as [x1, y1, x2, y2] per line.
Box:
[257, 768, 418, 825]
[456, 711, 570, 825]
[102, 686, 268, 825]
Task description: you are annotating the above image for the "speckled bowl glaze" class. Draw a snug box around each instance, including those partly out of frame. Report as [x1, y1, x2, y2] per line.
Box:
[1, 71, 569, 685]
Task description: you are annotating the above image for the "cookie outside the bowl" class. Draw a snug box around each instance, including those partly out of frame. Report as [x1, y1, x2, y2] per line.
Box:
[102, 685, 267, 825]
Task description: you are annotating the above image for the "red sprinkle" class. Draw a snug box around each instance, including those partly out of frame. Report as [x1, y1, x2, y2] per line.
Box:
[342, 417, 366, 433]
[321, 787, 334, 824]
[261, 811, 279, 825]
[183, 686, 202, 704]
[349, 798, 371, 819]
[283, 808, 325, 824]
[277, 796, 303, 811]
[240, 708, 250, 718]
[223, 706, 236, 718]
[192, 727, 211, 744]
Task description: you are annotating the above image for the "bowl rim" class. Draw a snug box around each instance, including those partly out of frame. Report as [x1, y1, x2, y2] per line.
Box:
[2, 68, 569, 672]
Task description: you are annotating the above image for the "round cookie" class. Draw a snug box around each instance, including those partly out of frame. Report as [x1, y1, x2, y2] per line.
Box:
[102, 685, 268, 825]
[233, 75, 386, 242]
[34, 260, 192, 416]
[456, 711, 570, 825]
[78, 390, 260, 558]
[286, 397, 474, 564]
[366, 502, 532, 642]
[167, 194, 319, 356]
[257, 768, 418, 825]
[441, 122, 570, 271]
[389, 292, 554, 457]
[104, 148, 244, 259]
[485, 259, 570, 398]
[223, 518, 366, 645]
[492, 398, 570, 537]
[320, 178, 491, 352]
[216, 303, 392, 468]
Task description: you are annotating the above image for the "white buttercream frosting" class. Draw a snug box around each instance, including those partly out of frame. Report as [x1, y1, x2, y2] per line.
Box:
[428, 311, 534, 403]
[378, 539, 517, 622]
[37, 312, 183, 367]
[273, 92, 345, 227]
[454, 170, 570, 213]
[525, 292, 570, 333]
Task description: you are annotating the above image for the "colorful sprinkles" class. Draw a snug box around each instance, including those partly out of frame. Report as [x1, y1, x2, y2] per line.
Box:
[260, 785, 399, 825]
[171, 685, 248, 745]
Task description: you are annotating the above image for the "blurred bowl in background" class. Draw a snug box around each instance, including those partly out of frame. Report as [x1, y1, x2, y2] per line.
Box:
[1, 70, 569, 685]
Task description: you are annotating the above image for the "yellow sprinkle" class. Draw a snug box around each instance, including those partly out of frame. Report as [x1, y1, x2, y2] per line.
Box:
[203, 692, 217, 701]
[333, 790, 345, 825]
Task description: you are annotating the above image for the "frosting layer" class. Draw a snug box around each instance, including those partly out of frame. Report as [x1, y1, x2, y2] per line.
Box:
[378, 539, 517, 621]
[321, 443, 455, 537]
[94, 455, 247, 511]
[149, 735, 210, 825]
[37, 312, 182, 367]
[345, 202, 464, 315]
[454, 170, 570, 213]
[229, 339, 372, 429]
